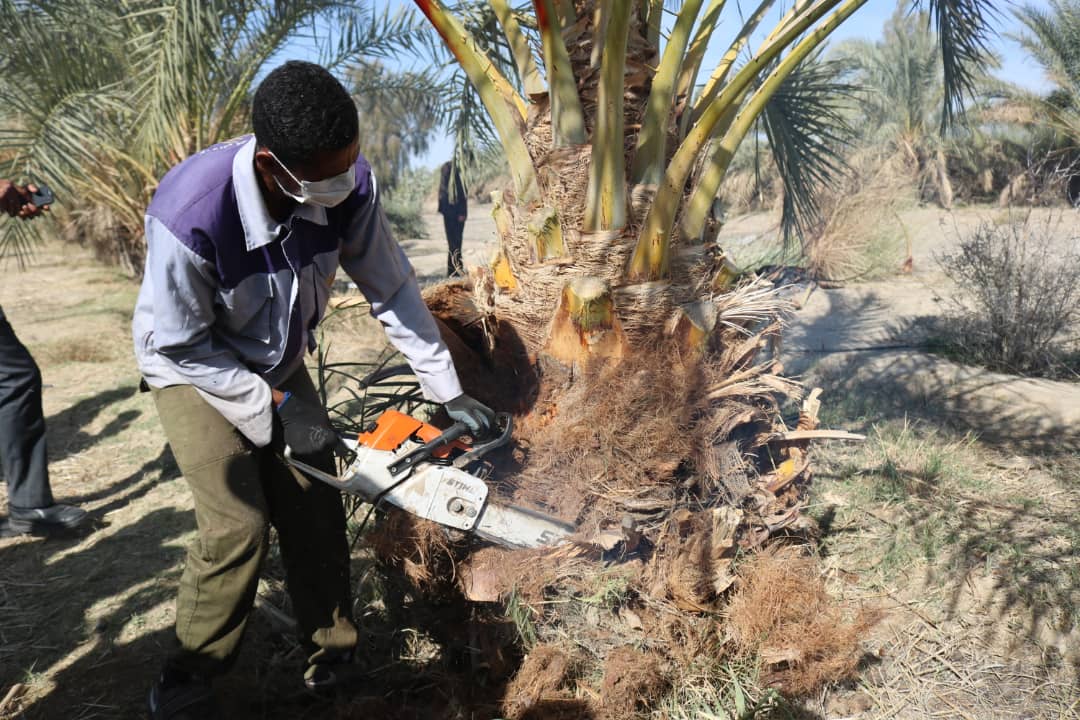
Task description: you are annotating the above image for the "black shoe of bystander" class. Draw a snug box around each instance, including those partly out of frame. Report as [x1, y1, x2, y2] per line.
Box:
[1, 503, 87, 537]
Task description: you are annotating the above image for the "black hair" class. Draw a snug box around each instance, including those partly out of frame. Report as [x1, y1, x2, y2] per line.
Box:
[252, 61, 358, 166]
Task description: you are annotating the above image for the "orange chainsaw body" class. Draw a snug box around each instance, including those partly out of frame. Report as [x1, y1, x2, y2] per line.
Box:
[356, 409, 470, 458]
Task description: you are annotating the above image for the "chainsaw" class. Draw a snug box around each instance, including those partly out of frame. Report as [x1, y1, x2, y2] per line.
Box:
[286, 409, 574, 550]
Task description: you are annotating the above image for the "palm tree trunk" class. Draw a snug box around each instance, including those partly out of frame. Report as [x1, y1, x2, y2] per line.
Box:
[935, 149, 954, 209]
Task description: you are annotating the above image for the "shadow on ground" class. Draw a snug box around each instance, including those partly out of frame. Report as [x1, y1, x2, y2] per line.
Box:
[807, 353, 1080, 681]
[229, 551, 527, 720]
[807, 349, 1080, 455]
[45, 384, 140, 463]
[0, 505, 191, 719]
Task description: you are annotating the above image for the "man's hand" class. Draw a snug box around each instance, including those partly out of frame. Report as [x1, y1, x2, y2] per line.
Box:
[274, 392, 339, 456]
[445, 393, 496, 437]
[0, 180, 46, 219]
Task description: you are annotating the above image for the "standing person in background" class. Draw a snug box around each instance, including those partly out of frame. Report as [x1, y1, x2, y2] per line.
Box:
[437, 161, 467, 277]
[0, 179, 87, 537]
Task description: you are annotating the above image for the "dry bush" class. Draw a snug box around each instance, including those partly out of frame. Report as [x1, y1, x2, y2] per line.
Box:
[718, 146, 910, 283]
[60, 204, 145, 276]
[802, 148, 912, 282]
[934, 215, 1080, 376]
[728, 545, 878, 696]
[718, 166, 783, 217]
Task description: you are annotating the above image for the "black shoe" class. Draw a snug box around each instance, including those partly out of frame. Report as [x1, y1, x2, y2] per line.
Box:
[1, 504, 87, 537]
[148, 666, 219, 720]
[303, 649, 357, 691]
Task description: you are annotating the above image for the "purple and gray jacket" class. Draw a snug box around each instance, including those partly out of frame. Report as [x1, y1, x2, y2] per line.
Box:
[132, 136, 462, 447]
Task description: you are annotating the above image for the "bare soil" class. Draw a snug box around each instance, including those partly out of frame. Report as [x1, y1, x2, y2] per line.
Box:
[0, 205, 1077, 719]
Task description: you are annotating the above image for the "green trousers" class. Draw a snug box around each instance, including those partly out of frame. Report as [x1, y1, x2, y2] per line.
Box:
[151, 367, 357, 677]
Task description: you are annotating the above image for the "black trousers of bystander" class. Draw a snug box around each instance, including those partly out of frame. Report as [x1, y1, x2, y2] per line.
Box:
[0, 304, 53, 510]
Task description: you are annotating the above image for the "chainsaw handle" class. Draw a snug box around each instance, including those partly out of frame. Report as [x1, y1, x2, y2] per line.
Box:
[452, 413, 512, 468]
[283, 445, 347, 488]
[387, 421, 470, 476]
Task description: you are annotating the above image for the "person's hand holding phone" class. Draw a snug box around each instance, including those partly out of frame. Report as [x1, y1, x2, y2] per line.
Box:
[0, 179, 52, 219]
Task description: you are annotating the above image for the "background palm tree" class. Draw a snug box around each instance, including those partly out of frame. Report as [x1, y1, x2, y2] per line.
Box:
[1008, 0, 1080, 201]
[1011, 0, 1080, 141]
[838, 2, 1046, 211]
[349, 59, 445, 192]
[0, 0, 429, 270]
[835, 3, 959, 207]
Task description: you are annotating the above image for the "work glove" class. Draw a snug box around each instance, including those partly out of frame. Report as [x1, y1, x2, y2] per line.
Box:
[445, 393, 496, 437]
[275, 392, 339, 456]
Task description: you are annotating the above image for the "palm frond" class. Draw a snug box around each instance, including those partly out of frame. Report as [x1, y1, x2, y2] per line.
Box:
[760, 56, 855, 244]
[0, 0, 441, 269]
[919, 0, 999, 130]
[420, 1, 537, 197]
[0, 218, 45, 270]
[1008, 0, 1080, 141]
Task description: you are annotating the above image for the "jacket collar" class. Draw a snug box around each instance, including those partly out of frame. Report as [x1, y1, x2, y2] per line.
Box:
[232, 136, 328, 252]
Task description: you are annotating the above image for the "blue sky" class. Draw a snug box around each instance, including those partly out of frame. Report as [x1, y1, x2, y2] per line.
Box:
[356, 1, 1053, 168]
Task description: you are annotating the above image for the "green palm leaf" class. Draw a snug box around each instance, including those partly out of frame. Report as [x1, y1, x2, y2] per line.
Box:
[920, 0, 999, 130]
[0, 0, 431, 268]
[760, 56, 856, 244]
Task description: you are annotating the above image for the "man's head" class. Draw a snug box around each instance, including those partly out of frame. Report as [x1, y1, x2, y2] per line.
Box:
[252, 61, 360, 207]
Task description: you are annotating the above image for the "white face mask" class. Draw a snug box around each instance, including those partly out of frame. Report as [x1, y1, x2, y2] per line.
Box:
[268, 149, 355, 208]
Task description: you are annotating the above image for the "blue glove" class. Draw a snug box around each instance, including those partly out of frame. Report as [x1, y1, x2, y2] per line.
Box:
[445, 393, 496, 437]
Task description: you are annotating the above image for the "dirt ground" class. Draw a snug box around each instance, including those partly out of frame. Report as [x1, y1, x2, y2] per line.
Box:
[0, 205, 1077, 719]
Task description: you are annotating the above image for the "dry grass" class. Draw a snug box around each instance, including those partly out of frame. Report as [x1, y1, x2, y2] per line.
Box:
[36, 336, 117, 365]
[797, 364, 1080, 718]
[803, 148, 913, 283]
[857, 616, 1080, 720]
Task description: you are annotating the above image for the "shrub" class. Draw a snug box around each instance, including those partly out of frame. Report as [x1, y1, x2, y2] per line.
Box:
[382, 202, 428, 240]
[934, 217, 1080, 376]
[382, 166, 435, 240]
